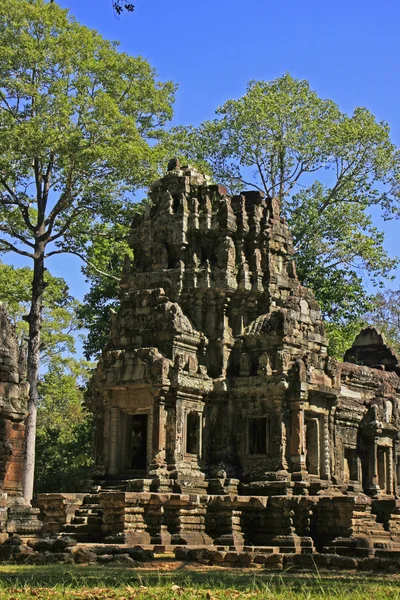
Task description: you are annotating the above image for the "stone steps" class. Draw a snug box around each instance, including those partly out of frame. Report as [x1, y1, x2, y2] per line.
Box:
[60, 493, 104, 543]
[75, 508, 103, 517]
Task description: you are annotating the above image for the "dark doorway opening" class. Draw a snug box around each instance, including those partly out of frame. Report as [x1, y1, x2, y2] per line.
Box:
[248, 417, 268, 455]
[186, 412, 201, 455]
[305, 418, 319, 476]
[131, 414, 148, 470]
[344, 447, 358, 482]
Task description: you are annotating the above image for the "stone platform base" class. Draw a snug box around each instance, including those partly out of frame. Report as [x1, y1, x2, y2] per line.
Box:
[33, 490, 400, 556]
[3, 536, 400, 574]
[0, 493, 42, 543]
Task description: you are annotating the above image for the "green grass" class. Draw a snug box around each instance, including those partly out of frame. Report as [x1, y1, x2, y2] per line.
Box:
[0, 564, 400, 599]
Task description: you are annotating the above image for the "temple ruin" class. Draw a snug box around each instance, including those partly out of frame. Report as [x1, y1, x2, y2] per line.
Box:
[0, 305, 41, 541]
[88, 161, 400, 501]
[3, 161, 400, 565]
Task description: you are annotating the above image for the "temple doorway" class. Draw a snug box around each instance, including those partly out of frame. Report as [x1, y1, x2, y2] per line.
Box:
[129, 414, 148, 470]
[344, 447, 359, 482]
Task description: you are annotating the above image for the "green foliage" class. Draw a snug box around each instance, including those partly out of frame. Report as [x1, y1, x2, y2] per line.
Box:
[172, 74, 400, 345]
[35, 357, 94, 493]
[0, 262, 79, 362]
[76, 201, 149, 360]
[324, 321, 365, 361]
[0, 0, 176, 261]
[77, 220, 133, 359]
[113, 0, 135, 15]
[0, 262, 94, 492]
[364, 289, 400, 354]
[0, 0, 176, 497]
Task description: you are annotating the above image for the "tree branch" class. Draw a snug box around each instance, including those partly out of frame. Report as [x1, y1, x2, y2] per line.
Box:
[0, 179, 35, 232]
[45, 249, 120, 280]
[47, 206, 89, 244]
[0, 238, 34, 259]
[0, 224, 35, 248]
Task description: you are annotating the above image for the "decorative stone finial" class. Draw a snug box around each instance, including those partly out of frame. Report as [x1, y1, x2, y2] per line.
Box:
[167, 157, 180, 172]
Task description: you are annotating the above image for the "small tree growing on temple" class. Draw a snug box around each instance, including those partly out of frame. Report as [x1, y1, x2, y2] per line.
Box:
[0, 0, 175, 501]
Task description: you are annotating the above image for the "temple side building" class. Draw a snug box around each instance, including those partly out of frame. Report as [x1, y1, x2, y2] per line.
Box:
[0, 305, 29, 498]
[88, 161, 400, 499]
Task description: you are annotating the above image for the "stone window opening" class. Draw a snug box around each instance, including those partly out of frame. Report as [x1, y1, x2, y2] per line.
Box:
[344, 447, 359, 482]
[172, 194, 180, 214]
[250, 356, 259, 377]
[164, 243, 176, 269]
[248, 416, 269, 455]
[377, 446, 391, 494]
[396, 459, 400, 490]
[305, 417, 320, 476]
[186, 411, 201, 455]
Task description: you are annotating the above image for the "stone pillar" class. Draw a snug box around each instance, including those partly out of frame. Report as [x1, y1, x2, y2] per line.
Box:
[364, 440, 380, 495]
[148, 395, 170, 489]
[100, 491, 125, 539]
[322, 414, 330, 480]
[289, 402, 306, 475]
[108, 407, 119, 475]
[2, 419, 25, 494]
[143, 493, 171, 545]
[100, 491, 151, 544]
[165, 494, 211, 546]
[388, 444, 394, 495]
[124, 493, 151, 544]
[205, 496, 244, 549]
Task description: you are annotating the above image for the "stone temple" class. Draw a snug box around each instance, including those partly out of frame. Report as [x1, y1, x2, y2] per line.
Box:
[4, 161, 400, 563]
[88, 160, 400, 501]
[0, 305, 41, 540]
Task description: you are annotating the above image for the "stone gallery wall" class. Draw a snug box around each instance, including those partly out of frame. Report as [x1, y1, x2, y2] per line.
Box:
[0, 305, 29, 496]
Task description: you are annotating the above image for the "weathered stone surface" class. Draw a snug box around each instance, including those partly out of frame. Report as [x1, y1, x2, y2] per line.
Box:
[110, 552, 135, 565]
[0, 306, 29, 499]
[87, 162, 400, 509]
[73, 547, 97, 563]
[53, 536, 78, 552]
[32, 163, 400, 559]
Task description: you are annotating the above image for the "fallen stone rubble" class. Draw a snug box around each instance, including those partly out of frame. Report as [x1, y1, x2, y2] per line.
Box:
[0, 534, 154, 565]
[175, 547, 400, 572]
[2, 533, 400, 573]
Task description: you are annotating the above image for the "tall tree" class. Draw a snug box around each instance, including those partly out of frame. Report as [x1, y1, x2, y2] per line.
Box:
[0, 262, 80, 361]
[35, 356, 93, 493]
[0, 263, 93, 493]
[0, 0, 175, 501]
[171, 74, 400, 357]
[364, 289, 400, 354]
[76, 221, 132, 360]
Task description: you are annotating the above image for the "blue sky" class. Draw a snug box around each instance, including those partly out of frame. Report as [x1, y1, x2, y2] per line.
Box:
[9, 0, 400, 299]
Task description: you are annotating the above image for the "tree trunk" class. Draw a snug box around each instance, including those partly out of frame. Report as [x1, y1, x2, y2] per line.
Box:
[22, 247, 45, 503]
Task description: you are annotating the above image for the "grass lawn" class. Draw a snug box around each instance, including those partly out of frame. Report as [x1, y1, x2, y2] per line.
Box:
[1, 564, 400, 599]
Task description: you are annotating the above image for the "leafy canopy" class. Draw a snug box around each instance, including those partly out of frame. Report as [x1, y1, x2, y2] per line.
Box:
[171, 74, 400, 356]
[0, 0, 175, 263]
[35, 357, 94, 493]
[76, 219, 133, 360]
[0, 0, 175, 499]
[0, 262, 79, 363]
[0, 262, 94, 493]
[364, 290, 400, 354]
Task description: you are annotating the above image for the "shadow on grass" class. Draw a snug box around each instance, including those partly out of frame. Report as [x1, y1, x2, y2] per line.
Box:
[0, 564, 399, 594]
